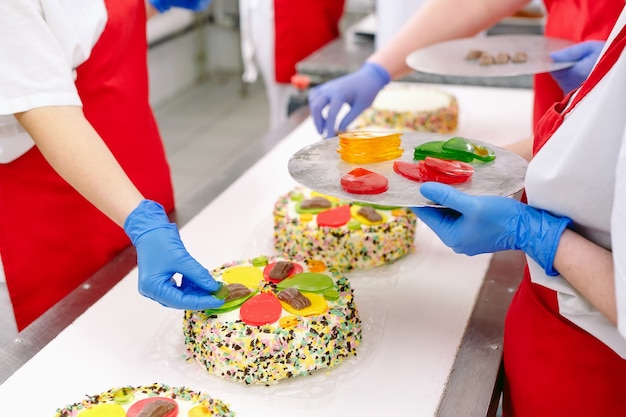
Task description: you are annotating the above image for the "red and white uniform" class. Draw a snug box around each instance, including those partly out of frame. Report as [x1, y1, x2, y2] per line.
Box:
[503, 6, 626, 416]
[0, 0, 174, 331]
[239, 0, 344, 129]
[533, 0, 624, 126]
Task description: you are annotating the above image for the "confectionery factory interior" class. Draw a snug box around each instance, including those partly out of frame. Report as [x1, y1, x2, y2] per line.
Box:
[5, 0, 618, 416]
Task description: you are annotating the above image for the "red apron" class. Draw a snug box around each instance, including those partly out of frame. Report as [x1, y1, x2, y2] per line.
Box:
[0, 0, 174, 330]
[273, 0, 345, 83]
[502, 22, 626, 417]
[532, 0, 623, 127]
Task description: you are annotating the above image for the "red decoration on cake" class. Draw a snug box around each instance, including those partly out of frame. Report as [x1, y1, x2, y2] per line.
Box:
[126, 397, 178, 417]
[240, 292, 283, 326]
[263, 261, 304, 283]
[340, 168, 388, 194]
[316, 205, 352, 227]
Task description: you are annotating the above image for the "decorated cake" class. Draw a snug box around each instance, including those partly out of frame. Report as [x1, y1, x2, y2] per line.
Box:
[55, 383, 234, 416]
[183, 255, 361, 385]
[273, 187, 417, 271]
[350, 83, 458, 133]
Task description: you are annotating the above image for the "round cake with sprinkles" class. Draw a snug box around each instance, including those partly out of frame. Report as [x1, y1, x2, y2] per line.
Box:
[55, 383, 234, 416]
[183, 255, 361, 385]
[350, 82, 458, 133]
[273, 187, 417, 272]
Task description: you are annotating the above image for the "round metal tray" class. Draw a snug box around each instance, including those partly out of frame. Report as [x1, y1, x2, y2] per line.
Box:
[406, 34, 574, 77]
[288, 132, 528, 207]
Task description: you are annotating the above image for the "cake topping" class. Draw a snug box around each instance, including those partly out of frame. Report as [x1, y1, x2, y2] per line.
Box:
[300, 196, 332, 210]
[340, 168, 389, 195]
[264, 261, 303, 283]
[188, 404, 214, 417]
[268, 261, 295, 281]
[223, 283, 252, 303]
[113, 388, 135, 405]
[337, 131, 403, 163]
[76, 404, 126, 416]
[222, 265, 264, 288]
[251, 255, 269, 267]
[240, 292, 283, 326]
[129, 398, 177, 417]
[511, 51, 527, 63]
[414, 136, 495, 162]
[356, 206, 382, 223]
[393, 158, 474, 184]
[276, 272, 334, 293]
[316, 204, 351, 227]
[277, 287, 312, 310]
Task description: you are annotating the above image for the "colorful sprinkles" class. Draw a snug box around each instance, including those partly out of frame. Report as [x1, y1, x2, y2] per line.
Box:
[54, 383, 234, 416]
[183, 256, 362, 385]
[273, 187, 417, 272]
[351, 87, 458, 133]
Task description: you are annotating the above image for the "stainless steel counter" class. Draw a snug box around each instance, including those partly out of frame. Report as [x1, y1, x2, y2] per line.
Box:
[296, 16, 538, 89]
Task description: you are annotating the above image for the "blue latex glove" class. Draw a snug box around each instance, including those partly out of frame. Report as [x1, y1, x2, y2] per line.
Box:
[124, 200, 223, 310]
[308, 61, 390, 138]
[411, 183, 572, 276]
[550, 40, 604, 94]
[149, 0, 212, 13]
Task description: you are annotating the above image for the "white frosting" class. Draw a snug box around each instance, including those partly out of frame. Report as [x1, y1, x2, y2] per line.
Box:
[371, 85, 453, 112]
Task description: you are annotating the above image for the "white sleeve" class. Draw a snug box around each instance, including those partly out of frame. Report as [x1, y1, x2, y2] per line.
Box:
[0, 0, 106, 115]
[613, 124, 626, 339]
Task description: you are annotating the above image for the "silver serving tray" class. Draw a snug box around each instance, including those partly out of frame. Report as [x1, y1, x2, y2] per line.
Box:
[406, 34, 574, 77]
[288, 132, 528, 207]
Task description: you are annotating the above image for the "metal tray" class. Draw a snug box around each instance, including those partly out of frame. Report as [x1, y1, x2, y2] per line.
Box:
[288, 132, 528, 207]
[406, 34, 574, 77]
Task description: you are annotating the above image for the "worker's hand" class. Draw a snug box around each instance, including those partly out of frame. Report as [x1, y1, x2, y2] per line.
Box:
[411, 182, 572, 276]
[550, 40, 604, 94]
[308, 61, 390, 138]
[149, 0, 212, 13]
[124, 200, 223, 310]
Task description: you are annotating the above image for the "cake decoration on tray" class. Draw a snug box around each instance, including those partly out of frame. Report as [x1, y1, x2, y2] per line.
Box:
[337, 131, 403, 163]
[273, 187, 417, 271]
[55, 383, 234, 417]
[350, 83, 458, 133]
[183, 255, 362, 385]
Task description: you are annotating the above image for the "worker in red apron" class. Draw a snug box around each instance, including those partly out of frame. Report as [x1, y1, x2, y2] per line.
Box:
[239, 0, 345, 130]
[413, 6, 626, 414]
[0, 0, 222, 337]
[308, 0, 624, 139]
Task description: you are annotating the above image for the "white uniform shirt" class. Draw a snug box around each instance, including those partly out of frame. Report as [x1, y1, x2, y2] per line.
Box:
[525, 8, 626, 357]
[0, 0, 106, 163]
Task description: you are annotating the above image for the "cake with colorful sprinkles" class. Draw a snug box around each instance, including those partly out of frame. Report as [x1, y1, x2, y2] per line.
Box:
[55, 383, 234, 416]
[183, 255, 361, 385]
[273, 187, 417, 272]
[350, 82, 458, 133]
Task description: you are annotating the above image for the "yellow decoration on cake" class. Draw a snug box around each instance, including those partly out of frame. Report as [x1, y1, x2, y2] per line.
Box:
[299, 212, 313, 222]
[221, 266, 264, 288]
[77, 404, 126, 417]
[189, 404, 213, 417]
[337, 131, 403, 163]
[280, 292, 327, 316]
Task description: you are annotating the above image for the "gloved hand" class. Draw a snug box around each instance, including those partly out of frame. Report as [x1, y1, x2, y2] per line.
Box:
[411, 182, 572, 276]
[308, 61, 390, 138]
[124, 200, 223, 309]
[550, 40, 604, 94]
[149, 0, 213, 13]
